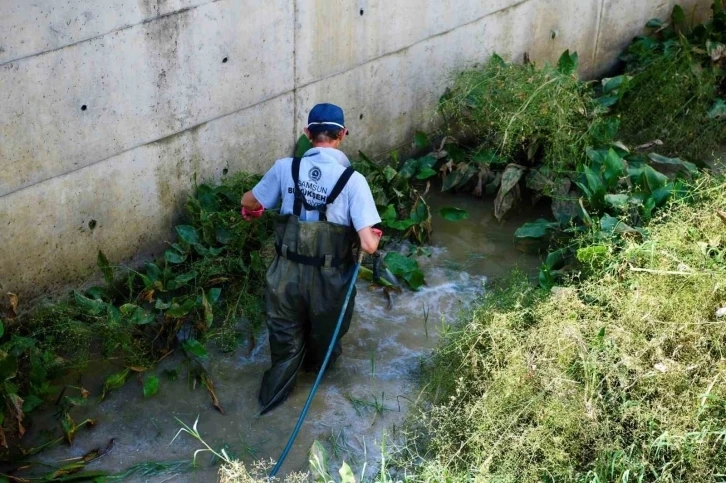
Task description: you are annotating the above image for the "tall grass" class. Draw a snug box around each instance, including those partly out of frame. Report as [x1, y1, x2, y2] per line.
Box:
[401, 177, 726, 481]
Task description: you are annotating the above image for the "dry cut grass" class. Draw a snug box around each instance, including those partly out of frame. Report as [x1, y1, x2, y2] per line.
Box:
[401, 178, 726, 482]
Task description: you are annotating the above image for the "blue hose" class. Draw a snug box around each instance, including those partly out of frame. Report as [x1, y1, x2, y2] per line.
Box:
[269, 252, 364, 477]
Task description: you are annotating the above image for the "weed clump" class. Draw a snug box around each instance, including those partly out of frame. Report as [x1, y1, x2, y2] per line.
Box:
[440, 52, 616, 172]
[403, 178, 726, 481]
[617, 5, 726, 162]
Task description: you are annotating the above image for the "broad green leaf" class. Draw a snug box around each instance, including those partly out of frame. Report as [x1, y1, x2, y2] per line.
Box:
[439, 207, 469, 222]
[584, 166, 605, 203]
[102, 369, 130, 400]
[586, 147, 607, 167]
[494, 164, 525, 221]
[388, 219, 417, 231]
[143, 376, 159, 398]
[294, 134, 313, 158]
[61, 413, 75, 444]
[642, 165, 668, 192]
[165, 298, 197, 318]
[398, 159, 419, 179]
[97, 251, 113, 286]
[409, 199, 430, 224]
[119, 303, 138, 316]
[73, 291, 106, 316]
[155, 299, 171, 310]
[22, 394, 43, 412]
[557, 49, 579, 75]
[0, 320, 4, 339]
[383, 166, 398, 182]
[380, 204, 397, 225]
[602, 75, 628, 94]
[604, 194, 630, 210]
[403, 270, 425, 291]
[417, 154, 438, 169]
[197, 186, 219, 212]
[182, 338, 208, 360]
[145, 263, 162, 283]
[416, 167, 438, 180]
[442, 165, 477, 192]
[646, 18, 664, 29]
[544, 248, 568, 270]
[672, 4, 686, 25]
[514, 219, 560, 240]
[648, 153, 698, 176]
[339, 461, 356, 483]
[172, 271, 198, 287]
[596, 96, 619, 108]
[129, 307, 155, 326]
[309, 440, 333, 483]
[384, 252, 418, 275]
[176, 225, 201, 246]
[603, 149, 626, 188]
[600, 214, 639, 235]
[413, 131, 429, 149]
[651, 184, 674, 206]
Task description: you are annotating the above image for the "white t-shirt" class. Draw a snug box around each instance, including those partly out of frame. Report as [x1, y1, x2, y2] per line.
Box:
[252, 147, 381, 232]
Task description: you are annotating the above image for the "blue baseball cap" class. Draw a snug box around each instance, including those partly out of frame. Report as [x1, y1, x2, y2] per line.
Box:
[307, 103, 347, 133]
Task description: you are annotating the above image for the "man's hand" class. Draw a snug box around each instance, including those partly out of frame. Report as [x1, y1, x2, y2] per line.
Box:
[358, 227, 383, 255]
[242, 206, 264, 221]
[241, 191, 264, 221]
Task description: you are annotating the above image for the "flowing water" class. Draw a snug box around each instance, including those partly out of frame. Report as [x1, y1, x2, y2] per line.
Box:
[21, 196, 546, 482]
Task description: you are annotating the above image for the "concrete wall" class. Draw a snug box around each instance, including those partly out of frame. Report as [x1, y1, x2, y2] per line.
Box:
[0, 0, 712, 301]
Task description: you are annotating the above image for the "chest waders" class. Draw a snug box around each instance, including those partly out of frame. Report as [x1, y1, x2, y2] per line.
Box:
[258, 157, 358, 416]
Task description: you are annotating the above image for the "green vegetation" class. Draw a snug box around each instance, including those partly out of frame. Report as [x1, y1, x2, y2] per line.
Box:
[399, 177, 726, 481]
[386, 4, 726, 481]
[617, 3, 726, 161]
[440, 50, 617, 172]
[0, 173, 272, 460]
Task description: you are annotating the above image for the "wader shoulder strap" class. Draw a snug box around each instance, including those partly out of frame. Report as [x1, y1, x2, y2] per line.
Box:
[290, 156, 355, 222]
[326, 168, 355, 206]
[291, 157, 304, 217]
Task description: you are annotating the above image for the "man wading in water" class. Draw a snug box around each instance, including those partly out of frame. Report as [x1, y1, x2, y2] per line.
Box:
[241, 103, 382, 414]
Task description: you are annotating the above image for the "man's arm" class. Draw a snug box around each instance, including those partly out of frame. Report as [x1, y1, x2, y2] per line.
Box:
[241, 160, 282, 215]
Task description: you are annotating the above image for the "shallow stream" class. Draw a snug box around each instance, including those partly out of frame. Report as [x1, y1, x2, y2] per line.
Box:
[22, 195, 545, 482]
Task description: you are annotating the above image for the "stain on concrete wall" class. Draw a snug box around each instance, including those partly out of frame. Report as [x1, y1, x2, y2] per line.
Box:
[0, 0, 712, 301]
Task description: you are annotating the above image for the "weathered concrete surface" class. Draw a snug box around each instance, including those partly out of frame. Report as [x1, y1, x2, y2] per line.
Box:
[0, 94, 293, 297]
[296, 0, 603, 157]
[295, 0, 526, 86]
[0, 0, 293, 197]
[0, 0, 214, 64]
[0, 0, 712, 300]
